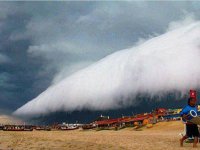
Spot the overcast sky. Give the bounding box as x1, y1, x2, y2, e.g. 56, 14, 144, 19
1, 1, 200, 114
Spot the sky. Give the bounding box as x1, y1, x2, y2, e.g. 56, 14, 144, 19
1, 1, 200, 115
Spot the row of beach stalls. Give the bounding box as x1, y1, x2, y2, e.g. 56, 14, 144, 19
90, 107, 194, 130
92, 108, 168, 129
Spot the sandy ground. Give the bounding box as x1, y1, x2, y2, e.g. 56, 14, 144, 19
0, 121, 197, 150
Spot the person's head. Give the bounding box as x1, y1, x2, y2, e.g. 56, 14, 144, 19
188, 97, 197, 106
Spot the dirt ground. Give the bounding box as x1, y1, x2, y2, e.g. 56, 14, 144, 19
0, 121, 197, 150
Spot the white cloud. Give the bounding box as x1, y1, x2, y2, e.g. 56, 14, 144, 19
167, 13, 196, 31
52, 61, 94, 84
2, 2, 197, 86
21, 2, 195, 86
0, 2, 200, 114
14, 20, 200, 116
28, 41, 88, 57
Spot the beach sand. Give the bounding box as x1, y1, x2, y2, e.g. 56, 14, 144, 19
0, 121, 196, 150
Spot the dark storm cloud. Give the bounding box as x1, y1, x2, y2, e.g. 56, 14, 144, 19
0, 54, 10, 64
0, 1, 200, 113
0, 9, 54, 110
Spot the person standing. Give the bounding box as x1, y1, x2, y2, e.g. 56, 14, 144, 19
180, 97, 199, 148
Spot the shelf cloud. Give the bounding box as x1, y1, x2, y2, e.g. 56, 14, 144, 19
14, 19, 200, 116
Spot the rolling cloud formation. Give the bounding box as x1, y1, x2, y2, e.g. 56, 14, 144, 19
14, 21, 200, 116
